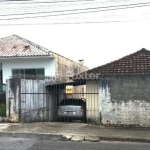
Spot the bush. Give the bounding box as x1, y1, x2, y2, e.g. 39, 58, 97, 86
0, 103, 6, 117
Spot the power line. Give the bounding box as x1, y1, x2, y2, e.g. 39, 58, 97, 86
0, 0, 119, 11
0, 21, 121, 26
0, 17, 149, 26
1, 2, 150, 20
1, 0, 149, 17
0, 0, 137, 6
1, 11, 150, 26
2, 1, 150, 17
0, 0, 92, 4
1, 0, 149, 5
0, 0, 121, 11
1, 0, 147, 12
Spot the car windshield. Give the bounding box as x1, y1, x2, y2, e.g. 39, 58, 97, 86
60, 99, 85, 106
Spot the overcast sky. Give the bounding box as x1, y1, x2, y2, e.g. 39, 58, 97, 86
0, 0, 150, 69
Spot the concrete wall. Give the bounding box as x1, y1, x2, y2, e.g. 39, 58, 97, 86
86, 80, 100, 124
53, 53, 88, 82
0, 57, 55, 83
99, 75, 150, 127
6, 78, 21, 122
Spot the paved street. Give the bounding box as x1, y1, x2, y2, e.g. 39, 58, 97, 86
0, 137, 37, 150
0, 137, 150, 150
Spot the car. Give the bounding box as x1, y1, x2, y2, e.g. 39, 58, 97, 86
58, 98, 86, 122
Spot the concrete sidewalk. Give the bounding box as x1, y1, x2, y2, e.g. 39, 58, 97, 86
0, 122, 150, 143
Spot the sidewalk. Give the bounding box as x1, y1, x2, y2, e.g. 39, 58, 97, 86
0, 122, 150, 142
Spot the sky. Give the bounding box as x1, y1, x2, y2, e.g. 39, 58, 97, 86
0, 0, 150, 69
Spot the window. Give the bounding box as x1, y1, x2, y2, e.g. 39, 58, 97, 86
12, 68, 45, 78
25, 69, 36, 76
60, 99, 86, 106
12, 69, 25, 78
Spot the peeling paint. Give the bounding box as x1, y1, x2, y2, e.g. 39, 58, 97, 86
100, 75, 150, 127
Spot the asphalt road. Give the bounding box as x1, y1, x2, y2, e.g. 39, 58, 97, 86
0, 137, 150, 150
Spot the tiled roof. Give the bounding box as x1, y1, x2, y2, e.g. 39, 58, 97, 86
76, 48, 150, 79
0, 35, 52, 57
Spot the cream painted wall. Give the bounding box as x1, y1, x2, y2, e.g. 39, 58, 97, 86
0, 57, 55, 83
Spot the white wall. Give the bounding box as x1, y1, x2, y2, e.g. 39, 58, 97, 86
0, 57, 55, 83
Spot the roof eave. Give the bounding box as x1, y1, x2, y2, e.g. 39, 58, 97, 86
0, 55, 54, 59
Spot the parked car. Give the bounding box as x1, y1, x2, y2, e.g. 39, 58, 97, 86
58, 98, 86, 122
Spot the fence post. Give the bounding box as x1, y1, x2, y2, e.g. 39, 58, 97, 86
6, 79, 10, 120
6, 78, 21, 122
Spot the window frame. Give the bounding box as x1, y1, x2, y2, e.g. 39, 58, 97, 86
12, 68, 45, 78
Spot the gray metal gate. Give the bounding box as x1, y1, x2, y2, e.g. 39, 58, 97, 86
7, 77, 100, 124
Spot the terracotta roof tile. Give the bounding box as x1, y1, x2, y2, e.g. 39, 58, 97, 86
0, 35, 52, 57
76, 48, 150, 80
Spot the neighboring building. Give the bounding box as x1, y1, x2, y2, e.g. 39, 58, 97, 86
78, 48, 150, 126
0, 35, 88, 83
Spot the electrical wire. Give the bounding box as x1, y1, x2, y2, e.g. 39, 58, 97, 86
0, 17, 150, 26
1, 12, 150, 26
0, 0, 149, 17
1, 0, 149, 5
0, 0, 150, 25
1, 2, 150, 20
0, 0, 122, 12
1, 0, 150, 12
1, 1, 150, 17
0, 0, 93, 4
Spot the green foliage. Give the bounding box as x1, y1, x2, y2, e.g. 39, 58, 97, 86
0, 103, 6, 117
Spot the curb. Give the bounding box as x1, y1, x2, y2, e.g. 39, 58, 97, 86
0, 132, 150, 143
98, 137, 150, 143
0, 132, 63, 140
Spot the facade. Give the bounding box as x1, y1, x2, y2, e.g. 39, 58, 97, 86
0, 35, 88, 83
80, 48, 150, 126
2, 35, 88, 122
99, 74, 150, 127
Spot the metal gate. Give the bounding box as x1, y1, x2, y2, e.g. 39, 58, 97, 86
18, 78, 99, 123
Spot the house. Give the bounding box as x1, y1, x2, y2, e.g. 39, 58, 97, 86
1, 35, 88, 122
0, 34, 88, 83
77, 48, 150, 127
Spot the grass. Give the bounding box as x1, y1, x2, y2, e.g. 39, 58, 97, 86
0, 103, 6, 117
